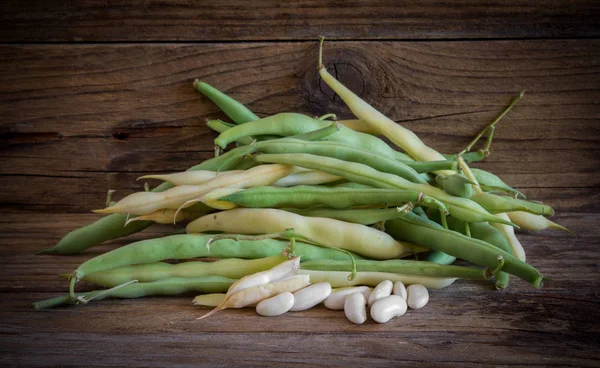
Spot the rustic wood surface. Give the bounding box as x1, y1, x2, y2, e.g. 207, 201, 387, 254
1, 2, 599, 367
2, 0, 599, 41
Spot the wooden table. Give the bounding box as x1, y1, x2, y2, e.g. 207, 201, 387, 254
2, 1, 599, 366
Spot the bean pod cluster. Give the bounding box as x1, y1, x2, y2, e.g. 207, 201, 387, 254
34, 38, 568, 325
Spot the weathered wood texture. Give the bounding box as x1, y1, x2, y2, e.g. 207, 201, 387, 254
1, 0, 599, 42
1, 15, 600, 368
2, 41, 599, 214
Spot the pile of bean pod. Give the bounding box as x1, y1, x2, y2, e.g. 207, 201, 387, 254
34, 38, 569, 324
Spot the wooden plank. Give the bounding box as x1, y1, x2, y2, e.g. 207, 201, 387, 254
1, 0, 599, 42
1, 40, 599, 214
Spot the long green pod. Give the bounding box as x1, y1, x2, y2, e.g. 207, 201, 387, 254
255, 153, 516, 226
385, 214, 543, 287
470, 192, 554, 216
34, 276, 237, 309
81, 255, 287, 287
71, 235, 361, 283
219, 186, 447, 213
214, 112, 402, 159
301, 259, 489, 280
207, 120, 254, 145
470, 168, 525, 198
402, 160, 458, 173
254, 138, 425, 183
443, 215, 511, 290
38, 145, 256, 255
193, 80, 259, 124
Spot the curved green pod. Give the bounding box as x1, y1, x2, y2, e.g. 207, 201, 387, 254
385, 214, 544, 288
470, 193, 554, 216
470, 168, 525, 198
194, 80, 259, 124
254, 138, 426, 184
214, 112, 402, 159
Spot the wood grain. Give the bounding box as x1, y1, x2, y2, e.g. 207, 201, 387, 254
1, 0, 599, 42
1, 40, 598, 213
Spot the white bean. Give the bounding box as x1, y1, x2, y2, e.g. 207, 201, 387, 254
324, 286, 371, 310
367, 280, 393, 307
406, 284, 429, 309
392, 281, 407, 300
290, 282, 332, 311
370, 295, 407, 323
255, 292, 295, 317
344, 292, 367, 325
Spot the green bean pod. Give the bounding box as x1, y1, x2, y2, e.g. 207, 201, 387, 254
207, 120, 254, 145
214, 112, 401, 159
255, 153, 516, 226
385, 214, 544, 287
81, 255, 287, 287
219, 186, 447, 213
254, 138, 425, 183
40, 144, 257, 255
470, 168, 526, 198
470, 193, 554, 216
193, 80, 259, 124
402, 160, 458, 173
300, 259, 490, 280
435, 173, 474, 198
441, 215, 511, 289
34, 276, 236, 309
69, 234, 363, 298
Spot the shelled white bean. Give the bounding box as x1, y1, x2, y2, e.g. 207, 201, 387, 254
392, 281, 407, 300
344, 292, 367, 324
290, 282, 332, 311
406, 284, 429, 309
367, 280, 393, 307
370, 295, 407, 323
255, 292, 295, 317
324, 286, 371, 310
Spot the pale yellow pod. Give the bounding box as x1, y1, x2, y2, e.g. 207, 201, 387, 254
94, 164, 293, 215
186, 208, 420, 259
138, 170, 243, 186
318, 41, 451, 174
126, 208, 204, 225
191, 293, 226, 307
226, 257, 300, 296
197, 187, 244, 210
490, 213, 527, 262
338, 119, 380, 135
273, 170, 343, 187
507, 211, 572, 234
298, 270, 457, 289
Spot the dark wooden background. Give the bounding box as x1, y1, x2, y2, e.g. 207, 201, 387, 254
1, 1, 599, 366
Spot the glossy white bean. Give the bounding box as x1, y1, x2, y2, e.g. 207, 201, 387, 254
324, 286, 371, 310
290, 282, 332, 311
344, 292, 367, 324
406, 284, 429, 309
370, 295, 407, 323
367, 280, 393, 307
392, 281, 407, 300
255, 292, 295, 317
